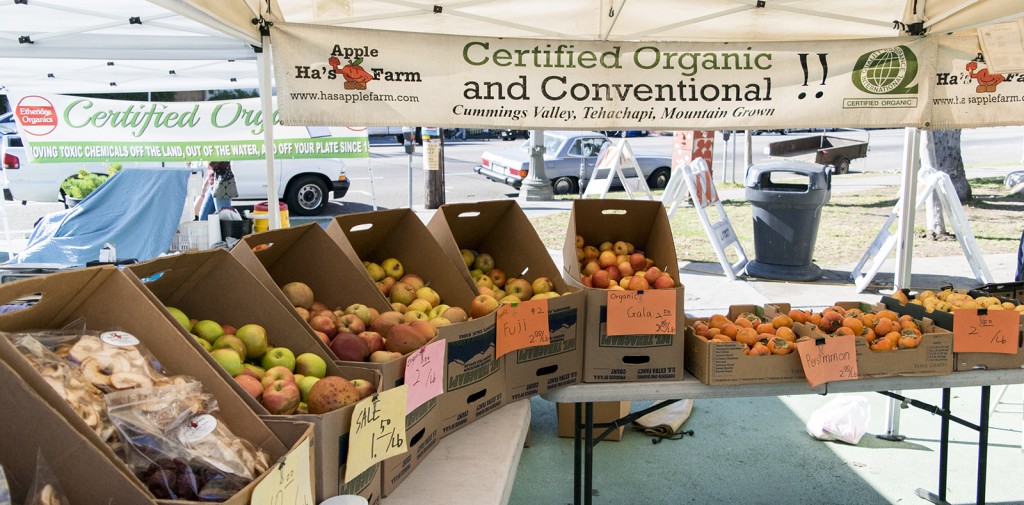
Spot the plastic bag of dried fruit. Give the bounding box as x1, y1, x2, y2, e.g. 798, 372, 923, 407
0, 463, 11, 505
24, 450, 70, 505
6, 334, 119, 447
105, 380, 270, 502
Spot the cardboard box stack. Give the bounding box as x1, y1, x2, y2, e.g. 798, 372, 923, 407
124, 250, 379, 503
426, 200, 585, 400
562, 199, 686, 383
0, 266, 314, 504
326, 209, 505, 440
231, 223, 442, 497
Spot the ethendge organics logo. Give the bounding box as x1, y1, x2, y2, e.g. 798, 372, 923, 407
16, 95, 58, 136
851, 45, 919, 95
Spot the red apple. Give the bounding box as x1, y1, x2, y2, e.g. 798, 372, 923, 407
592, 270, 610, 289
336, 314, 366, 334
617, 261, 635, 279
369, 311, 404, 337
306, 376, 360, 414
604, 265, 621, 282
309, 314, 338, 339
357, 331, 385, 354
627, 275, 650, 291
582, 260, 601, 277
644, 266, 663, 285
262, 380, 300, 415
469, 294, 499, 318
329, 332, 370, 362
654, 272, 676, 289
235, 375, 263, 400
261, 366, 295, 390
313, 330, 330, 347
629, 252, 647, 271
598, 250, 617, 268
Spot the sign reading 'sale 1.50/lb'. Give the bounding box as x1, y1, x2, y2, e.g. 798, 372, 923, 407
9, 94, 369, 163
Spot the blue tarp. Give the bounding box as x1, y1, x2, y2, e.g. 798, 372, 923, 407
9, 168, 190, 265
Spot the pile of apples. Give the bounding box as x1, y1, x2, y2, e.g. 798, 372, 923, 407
691, 311, 797, 356
167, 307, 372, 416
459, 248, 563, 313
281, 280, 440, 364
573, 236, 675, 290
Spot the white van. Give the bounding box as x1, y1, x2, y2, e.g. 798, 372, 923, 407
0, 133, 349, 216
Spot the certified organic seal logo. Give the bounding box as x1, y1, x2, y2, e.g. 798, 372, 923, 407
851, 45, 919, 95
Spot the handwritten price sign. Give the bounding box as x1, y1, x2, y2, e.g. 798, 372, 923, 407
345, 385, 408, 483
251, 436, 314, 505
496, 298, 550, 358
953, 309, 1020, 354
605, 290, 677, 336
796, 334, 858, 388
405, 339, 445, 413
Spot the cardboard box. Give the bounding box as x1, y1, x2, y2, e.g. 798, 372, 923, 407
686, 304, 806, 385
793, 315, 953, 379
556, 401, 631, 442
326, 209, 506, 438
0, 266, 305, 504
124, 250, 381, 503
426, 200, 585, 399
231, 224, 441, 497
562, 199, 686, 382
0, 357, 158, 505
880, 296, 1024, 371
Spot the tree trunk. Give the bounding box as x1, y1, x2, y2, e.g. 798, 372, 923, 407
919, 129, 969, 238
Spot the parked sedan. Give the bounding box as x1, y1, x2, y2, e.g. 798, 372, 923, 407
473, 131, 672, 195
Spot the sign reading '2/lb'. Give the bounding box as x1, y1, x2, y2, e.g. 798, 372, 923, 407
953, 309, 1020, 354
605, 290, 676, 336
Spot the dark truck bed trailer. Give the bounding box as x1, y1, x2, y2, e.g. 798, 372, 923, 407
764, 134, 869, 174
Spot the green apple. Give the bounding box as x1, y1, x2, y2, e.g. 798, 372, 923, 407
364, 262, 386, 282
428, 304, 451, 320
242, 363, 266, 379
297, 375, 321, 402
235, 324, 268, 359
345, 304, 374, 325
192, 335, 212, 352
213, 335, 247, 360
211, 348, 244, 377
294, 352, 328, 379
460, 249, 476, 267
472, 253, 494, 274
193, 320, 225, 344
261, 347, 296, 372
167, 306, 192, 330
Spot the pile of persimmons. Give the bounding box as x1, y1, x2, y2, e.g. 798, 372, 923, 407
692, 305, 924, 355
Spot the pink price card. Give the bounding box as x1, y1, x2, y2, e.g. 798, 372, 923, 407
404, 339, 445, 414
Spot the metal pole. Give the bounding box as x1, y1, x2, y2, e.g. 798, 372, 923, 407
518, 130, 553, 201
407, 152, 413, 209
256, 33, 280, 230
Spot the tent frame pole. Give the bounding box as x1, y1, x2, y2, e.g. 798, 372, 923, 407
256, 32, 281, 230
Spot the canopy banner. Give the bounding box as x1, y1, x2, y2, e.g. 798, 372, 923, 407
927, 35, 1024, 129
272, 23, 939, 130
9, 94, 369, 163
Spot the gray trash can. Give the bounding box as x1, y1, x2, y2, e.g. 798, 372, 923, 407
744, 160, 831, 281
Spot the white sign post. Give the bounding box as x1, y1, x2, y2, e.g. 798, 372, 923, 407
851, 167, 992, 292
581, 139, 653, 200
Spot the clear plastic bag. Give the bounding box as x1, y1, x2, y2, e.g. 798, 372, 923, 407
6, 335, 119, 447
24, 450, 69, 505
805, 396, 871, 445
0, 464, 11, 505
105, 380, 269, 501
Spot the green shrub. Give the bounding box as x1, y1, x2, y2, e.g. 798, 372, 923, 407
60, 169, 110, 199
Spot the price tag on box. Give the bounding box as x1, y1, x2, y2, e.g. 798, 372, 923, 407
605, 290, 676, 336
953, 308, 1019, 354
796, 335, 859, 388
496, 298, 550, 358
345, 386, 408, 483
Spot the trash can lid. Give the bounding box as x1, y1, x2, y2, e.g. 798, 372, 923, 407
745, 160, 831, 191
255, 201, 288, 212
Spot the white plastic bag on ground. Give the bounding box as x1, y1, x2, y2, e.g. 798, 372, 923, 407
806, 396, 871, 445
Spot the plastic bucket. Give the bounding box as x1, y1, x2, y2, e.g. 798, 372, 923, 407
251, 201, 290, 232
219, 219, 253, 240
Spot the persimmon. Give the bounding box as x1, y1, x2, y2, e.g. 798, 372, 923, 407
747, 342, 771, 356
808, 312, 823, 327
711, 336, 733, 343
877, 309, 899, 321
788, 309, 810, 324
767, 337, 793, 355
775, 326, 797, 343
693, 322, 709, 337
860, 313, 878, 329
898, 331, 922, 349
735, 327, 759, 346
833, 326, 855, 337
823, 305, 847, 317
771, 314, 793, 329
870, 337, 897, 351
819, 311, 844, 333
755, 322, 776, 335
738, 312, 762, 327
720, 322, 739, 339
707, 327, 722, 338
709, 314, 729, 329
734, 316, 754, 329
842, 317, 864, 336
873, 318, 894, 337
863, 328, 877, 343
900, 319, 919, 332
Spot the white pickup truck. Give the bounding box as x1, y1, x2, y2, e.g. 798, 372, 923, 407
0, 132, 350, 215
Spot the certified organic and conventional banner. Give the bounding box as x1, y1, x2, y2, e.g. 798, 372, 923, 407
10, 94, 369, 163
273, 24, 939, 130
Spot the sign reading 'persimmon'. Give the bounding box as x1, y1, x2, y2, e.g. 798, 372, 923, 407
953, 309, 1020, 354
605, 290, 676, 336
796, 334, 858, 388
496, 298, 550, 358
